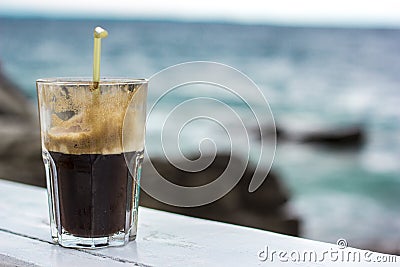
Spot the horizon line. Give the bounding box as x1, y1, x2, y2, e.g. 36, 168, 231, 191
1, 12, 400, 30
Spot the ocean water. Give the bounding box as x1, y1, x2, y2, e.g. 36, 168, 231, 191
1, 18, 399, 250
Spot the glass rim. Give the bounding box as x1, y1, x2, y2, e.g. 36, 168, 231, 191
36, 77, 148, 85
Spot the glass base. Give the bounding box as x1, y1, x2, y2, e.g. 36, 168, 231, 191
129, 234, 137, 241
43, 149, 142, 249
57, 229, 129, 249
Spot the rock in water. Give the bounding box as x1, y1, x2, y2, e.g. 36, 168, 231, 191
300, 125, 365, 148
0, 63, 45, 186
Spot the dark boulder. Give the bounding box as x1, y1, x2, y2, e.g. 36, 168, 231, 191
256, 122, 366, 149
140, 153, 300, 236
299, 125, 366, 148
0, 64, 45, 187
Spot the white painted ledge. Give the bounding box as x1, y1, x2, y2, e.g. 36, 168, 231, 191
0, 179, 398, 266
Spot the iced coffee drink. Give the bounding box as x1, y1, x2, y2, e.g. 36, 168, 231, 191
36, 78, 147, 248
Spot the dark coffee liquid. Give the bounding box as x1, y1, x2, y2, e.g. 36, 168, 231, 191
50, 151, 133, 238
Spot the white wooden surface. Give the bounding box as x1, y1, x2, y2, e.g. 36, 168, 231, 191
0, 179, 398, 266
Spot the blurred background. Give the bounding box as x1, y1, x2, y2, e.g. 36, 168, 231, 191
0, 0, 399, 254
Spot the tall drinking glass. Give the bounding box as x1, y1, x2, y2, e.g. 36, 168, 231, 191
36, 78, 147, 248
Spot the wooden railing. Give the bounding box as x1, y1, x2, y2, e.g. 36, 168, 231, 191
0, 179, 398, 266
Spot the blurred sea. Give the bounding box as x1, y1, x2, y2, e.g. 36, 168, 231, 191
1, 18, 399, 249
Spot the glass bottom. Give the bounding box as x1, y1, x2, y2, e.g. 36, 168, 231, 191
56, 228, 130, 249
43, 149, 143, 249
129, 234, 137, 241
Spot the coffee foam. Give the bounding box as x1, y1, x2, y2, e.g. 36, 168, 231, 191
44, 83, 146, 155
